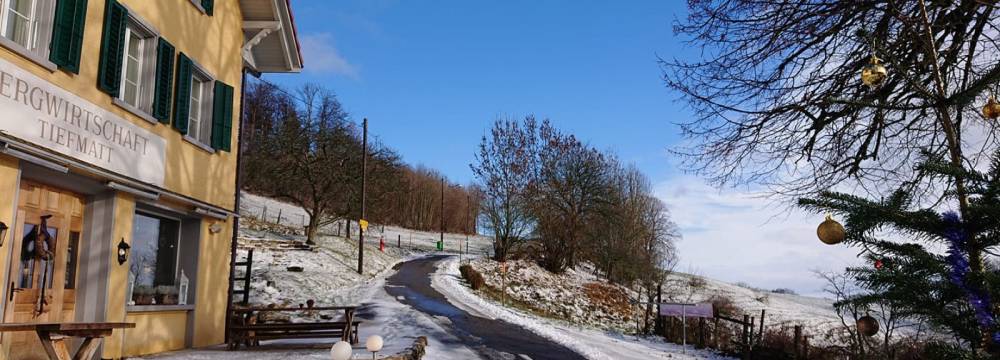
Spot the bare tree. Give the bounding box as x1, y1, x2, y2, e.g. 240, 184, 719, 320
471, 116, 540, 261
532, 121, 607, 273
664, 1, 1000, 343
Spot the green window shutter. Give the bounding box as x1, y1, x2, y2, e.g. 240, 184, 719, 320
172, 53, 193, 135
211, 82, 234, 151
96, 0, 127, 95
201, 0, 214, 15
152, 38, 176, 123
49, 0, 89, 73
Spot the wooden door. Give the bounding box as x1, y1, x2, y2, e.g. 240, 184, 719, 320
3, 181, 84, 360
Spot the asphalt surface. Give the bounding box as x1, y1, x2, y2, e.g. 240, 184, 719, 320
386, 255, 587, 360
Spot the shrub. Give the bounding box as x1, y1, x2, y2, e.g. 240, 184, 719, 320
459, 264, 486, 290
459, 264, 473, 279
468, 270, 485, 290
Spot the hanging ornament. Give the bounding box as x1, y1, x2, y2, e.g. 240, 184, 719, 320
857, 315, 880, 337
982, 96, 1000, 120
874, 259, 884, 270
817, 214, 846, 245
861, 55, 887, 89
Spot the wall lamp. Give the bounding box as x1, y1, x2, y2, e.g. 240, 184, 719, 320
117, 238, 130, 265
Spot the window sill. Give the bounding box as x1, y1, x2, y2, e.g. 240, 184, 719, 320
127, 304, 195, 313
183, 135, 216, 154
0, 37, 57, 72
112, 98, 159, 124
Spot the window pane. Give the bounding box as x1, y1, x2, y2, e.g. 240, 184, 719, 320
130, 213, 180, 302
4, 0, 34, 49
65, 231, 80, 289
17, 223, 57, 289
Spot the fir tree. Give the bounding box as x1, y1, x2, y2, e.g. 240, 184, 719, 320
799, 150, 1000, 355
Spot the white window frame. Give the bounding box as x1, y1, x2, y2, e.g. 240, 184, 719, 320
0, 0, 56, 71
112, 12, 159, 123
184, 60, 215, 152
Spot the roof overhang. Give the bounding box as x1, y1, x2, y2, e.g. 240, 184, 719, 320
240, 0, 303, 73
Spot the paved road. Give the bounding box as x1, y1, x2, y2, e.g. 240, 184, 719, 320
386, 255, 586, 360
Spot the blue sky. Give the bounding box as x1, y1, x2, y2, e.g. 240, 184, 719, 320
266, 0, 861, 296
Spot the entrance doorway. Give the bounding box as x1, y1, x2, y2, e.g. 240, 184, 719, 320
3, 181, 84, 360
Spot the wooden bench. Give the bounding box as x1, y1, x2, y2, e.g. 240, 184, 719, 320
0, 322, 135, 360
228, 306, 360, 350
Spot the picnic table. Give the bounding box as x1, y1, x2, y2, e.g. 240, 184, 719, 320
0, 322, 135, 360
229, 306, 360, 349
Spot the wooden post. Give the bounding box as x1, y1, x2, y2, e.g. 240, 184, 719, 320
713, 318, 720, 349
398, 234, 401, 248
742, 314, 750, 360
277, 208, 282, 224
698, 317, 706, 349
803, 335, 810, 359
794, 325, 802, 359
749, 316, 755, 350
758, 309, 765, 346
668, 317, 674, 342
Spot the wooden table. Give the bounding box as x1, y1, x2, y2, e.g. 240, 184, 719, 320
0, 322, 135, 360
231, 306, 358, 345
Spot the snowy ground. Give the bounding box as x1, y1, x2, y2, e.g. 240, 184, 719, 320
659, 272, 843, 340
434, 257, 734, 360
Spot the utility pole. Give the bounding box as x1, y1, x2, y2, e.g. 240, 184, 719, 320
465, 192, 470, 259
441, 176, 444, 250
357, 118, 367, 275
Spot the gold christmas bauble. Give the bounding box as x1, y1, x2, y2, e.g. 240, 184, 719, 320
817, 214, 845, 245
983, 96, 1000, 120
861, 56, 887, 88
857, 315, 879, 337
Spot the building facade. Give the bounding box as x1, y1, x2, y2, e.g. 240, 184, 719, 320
0, 0, 301, 358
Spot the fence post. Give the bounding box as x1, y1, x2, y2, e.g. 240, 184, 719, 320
261, 206, 267, 221
398, 234, 401, 248
749, 316, 755, 350
713, 317, 720, 349
758, 309, 765, 346
803, 335, 810, 359
742, 314, 750, 360
698, 317, 705, 349
277, 208, 283, 224
794, 325, 802, 359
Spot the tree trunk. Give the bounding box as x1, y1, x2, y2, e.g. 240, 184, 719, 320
305, 213, 319, 245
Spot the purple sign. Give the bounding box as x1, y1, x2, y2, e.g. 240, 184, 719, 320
658, 303, 714, 318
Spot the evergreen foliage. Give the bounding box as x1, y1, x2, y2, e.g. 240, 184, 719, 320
799, 151, 1000, 352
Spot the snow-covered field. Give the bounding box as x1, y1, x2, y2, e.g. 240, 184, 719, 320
660, 272, 843, 340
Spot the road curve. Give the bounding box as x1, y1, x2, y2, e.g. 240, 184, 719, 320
386, 255, 586, 360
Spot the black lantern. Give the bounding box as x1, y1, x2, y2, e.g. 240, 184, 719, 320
117, 238, 130, 265
0, 221, 7, 247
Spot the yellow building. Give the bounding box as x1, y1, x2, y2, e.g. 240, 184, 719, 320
0, 0, 302, 358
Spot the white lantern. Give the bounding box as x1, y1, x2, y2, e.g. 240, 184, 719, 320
366, 335, 384, 353
330, 341, 353, 360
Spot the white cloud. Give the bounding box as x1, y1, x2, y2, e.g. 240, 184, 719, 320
655, 175, 863, 297
299, 33, 359, 79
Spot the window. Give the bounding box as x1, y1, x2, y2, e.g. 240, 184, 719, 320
117, 21, 156, 114
0, 0, 54, 61
128, 212, 181, 306
187, 72, 213, 146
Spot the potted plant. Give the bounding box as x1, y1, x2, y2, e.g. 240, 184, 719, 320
133, 286, 155, 305
156, 285, 179, 305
